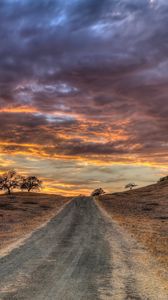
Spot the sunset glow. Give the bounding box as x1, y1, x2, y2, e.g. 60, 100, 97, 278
0, 0, 168, 195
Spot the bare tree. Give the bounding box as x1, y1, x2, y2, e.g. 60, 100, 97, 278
125, 183, 137, 190
91, 188, 105, 197
20, 176, 42, 192
0, 170, 21, 195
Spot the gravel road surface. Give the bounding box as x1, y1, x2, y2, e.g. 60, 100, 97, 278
0, 196, 167, 299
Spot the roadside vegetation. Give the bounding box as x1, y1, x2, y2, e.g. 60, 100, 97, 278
96, 179, 168, 274
91, 188, 105, 197
0, 192, 70, 256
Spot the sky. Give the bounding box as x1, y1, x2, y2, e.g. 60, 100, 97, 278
0, 0, 168, 195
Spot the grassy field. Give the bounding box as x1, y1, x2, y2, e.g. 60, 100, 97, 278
0, 184, 167, 278
97, 181, 168, 273
0, 192, 70, 256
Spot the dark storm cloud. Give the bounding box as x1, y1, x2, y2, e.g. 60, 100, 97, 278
0, 0, 167, 164
1, 0, 167, 84
0, 112, 77, 146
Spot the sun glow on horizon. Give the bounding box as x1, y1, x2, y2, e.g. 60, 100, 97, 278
0, 0, 167, 195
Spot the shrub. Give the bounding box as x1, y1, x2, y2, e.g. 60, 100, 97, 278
91, 188, 105, 197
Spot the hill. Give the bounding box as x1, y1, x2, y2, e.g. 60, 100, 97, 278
97, 181, 168, 271
0, 192, 70, 256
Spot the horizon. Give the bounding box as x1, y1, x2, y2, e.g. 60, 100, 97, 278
0, 178, 162, 197
0, 0, 168, 195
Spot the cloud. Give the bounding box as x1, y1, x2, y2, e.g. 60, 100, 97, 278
0, 0, 167, 193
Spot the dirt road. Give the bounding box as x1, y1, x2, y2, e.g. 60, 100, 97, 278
0, 197, 167, 299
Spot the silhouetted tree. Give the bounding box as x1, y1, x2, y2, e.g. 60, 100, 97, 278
158, 175, 168, 183
125, 183, 137, 190
20, 176, 42, 192
0, 170, 21, 195
91, 188, 105, 197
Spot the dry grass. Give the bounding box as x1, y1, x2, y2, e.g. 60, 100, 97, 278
97, 181, 168, 272
0, 192, 70, 255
